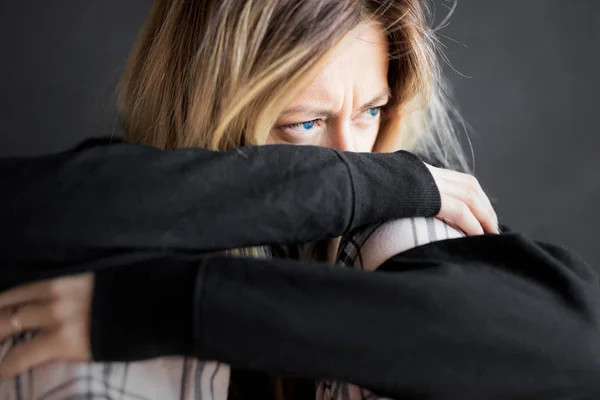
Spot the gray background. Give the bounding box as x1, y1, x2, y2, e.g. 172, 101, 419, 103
0, 1, 598, 266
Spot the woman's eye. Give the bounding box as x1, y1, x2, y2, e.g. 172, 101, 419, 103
366, 107, 380, 117
282, 119, 320, 132
299, 120, 316, 130
273, 118, 325, 143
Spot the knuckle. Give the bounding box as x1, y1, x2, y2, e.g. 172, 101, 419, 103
464, 186, 478, 206
73, 276, 93, 300
46, 280, 65, 298
457, 203, 471, 219
472, 200, 488, 218
483, 208, 495, 221
465, 173, 478, 184
48, 302, 66, 320
465, 174, 480, 189
58, 324, 77, 340
57, 326, 83, 354
54, 327, 70, 345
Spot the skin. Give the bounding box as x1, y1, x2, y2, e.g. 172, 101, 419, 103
0, 22, 498, 377
268, 22, 389, 152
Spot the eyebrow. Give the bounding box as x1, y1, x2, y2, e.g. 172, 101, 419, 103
280, 88, 392, 119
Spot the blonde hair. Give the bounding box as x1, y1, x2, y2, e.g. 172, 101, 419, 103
118, 0, 468, 170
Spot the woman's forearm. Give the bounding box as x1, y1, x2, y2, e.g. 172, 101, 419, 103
0, 138, 439, 269
91, 233, 600, 399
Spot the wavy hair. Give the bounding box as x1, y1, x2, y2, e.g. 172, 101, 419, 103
118, 0, 467, 170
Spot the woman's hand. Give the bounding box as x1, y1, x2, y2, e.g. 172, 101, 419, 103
0, 274, 93, 378
425, 164, 499, 235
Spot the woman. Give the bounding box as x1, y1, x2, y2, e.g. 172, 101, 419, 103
0, 0, 599, 399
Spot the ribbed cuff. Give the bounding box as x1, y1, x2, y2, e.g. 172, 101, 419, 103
340, 150, 441, 228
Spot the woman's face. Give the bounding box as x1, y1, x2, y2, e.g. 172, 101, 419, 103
268, 22, 390, 153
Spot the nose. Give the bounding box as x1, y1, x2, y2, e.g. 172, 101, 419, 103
326, 121, 356, 152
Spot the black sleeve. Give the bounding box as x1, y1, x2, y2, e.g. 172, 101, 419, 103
0, 138, 439, 270
91, 233, 600, 399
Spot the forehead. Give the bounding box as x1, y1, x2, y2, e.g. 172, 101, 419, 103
292, 22, 390, 108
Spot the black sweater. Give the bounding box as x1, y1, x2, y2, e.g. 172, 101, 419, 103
1, 139, 599, 399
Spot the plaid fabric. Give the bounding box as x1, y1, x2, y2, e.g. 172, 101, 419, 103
0, 335, 229, 400
336, 223, 385, 269
0, 217, 462, 400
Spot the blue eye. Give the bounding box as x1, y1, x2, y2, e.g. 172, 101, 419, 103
283, 119, 318, 132
301, 120, 315, 130
367, 107, 380, 117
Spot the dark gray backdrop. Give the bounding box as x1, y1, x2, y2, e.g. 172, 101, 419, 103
1, 1, 598, 266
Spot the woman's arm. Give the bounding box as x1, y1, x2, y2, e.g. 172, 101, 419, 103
0, 138, 440, 268
85, 233, 600, 399
0, 136, 500, 273
0, 225, 596, 398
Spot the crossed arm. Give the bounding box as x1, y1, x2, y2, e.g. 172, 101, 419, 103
0, 140, 596, 398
